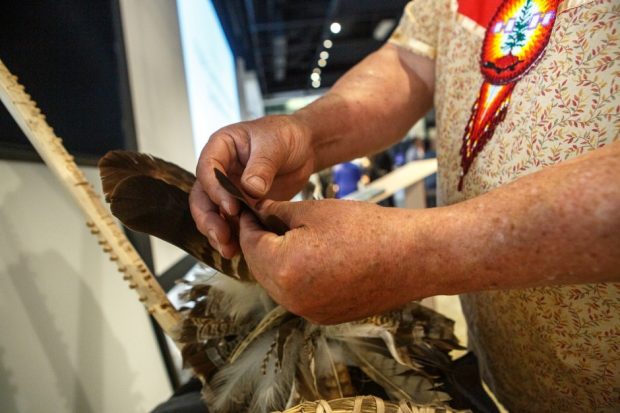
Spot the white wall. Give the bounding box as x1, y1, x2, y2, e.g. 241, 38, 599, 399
237, 59, 265, 121
119, 0, 267, 274
119, 0, 197, 275
0, 161, 171, 413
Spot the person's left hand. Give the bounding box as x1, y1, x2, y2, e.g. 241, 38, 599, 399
239, 199, 428, 324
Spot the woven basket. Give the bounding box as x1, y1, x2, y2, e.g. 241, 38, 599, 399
275, 396, 470, 413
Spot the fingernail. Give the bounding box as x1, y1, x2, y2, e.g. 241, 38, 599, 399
247, 176, 266, 193
207, 230, 222, 255
221, 200, 232, 216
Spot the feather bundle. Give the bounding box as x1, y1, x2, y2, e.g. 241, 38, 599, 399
99, 150, 473, 413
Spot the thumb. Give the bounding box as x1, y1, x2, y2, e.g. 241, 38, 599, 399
239, 209, 279, 252
257, 199, 305, 229
239, 210, 282, 293
241, 138, 287, 197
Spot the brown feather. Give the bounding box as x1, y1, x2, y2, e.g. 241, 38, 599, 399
295, 336, 321, 401
107, 175, 225, 269
276, 318, 304, 367
99, 150, 195, 199
181, 342, 218, 380
99, 151, 253, 281
178, 317, 242, 343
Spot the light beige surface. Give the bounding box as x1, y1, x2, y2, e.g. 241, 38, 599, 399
0, 162, 171, 413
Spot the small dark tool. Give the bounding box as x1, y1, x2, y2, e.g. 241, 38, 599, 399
214, 168, 289, 236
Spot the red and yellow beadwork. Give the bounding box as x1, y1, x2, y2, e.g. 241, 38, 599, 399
459, 0, 560, 190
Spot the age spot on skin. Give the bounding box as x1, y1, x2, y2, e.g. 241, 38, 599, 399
494, 231, 506, 243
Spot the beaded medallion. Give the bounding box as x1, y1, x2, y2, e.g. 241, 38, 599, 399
458, 0, 560, 190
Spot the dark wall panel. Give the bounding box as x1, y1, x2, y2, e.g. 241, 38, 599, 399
0, 0, 134, 164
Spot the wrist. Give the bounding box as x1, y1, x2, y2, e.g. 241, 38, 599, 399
395, 206, 472, 299
290, 107, 323, 172
291, 95, 344, 172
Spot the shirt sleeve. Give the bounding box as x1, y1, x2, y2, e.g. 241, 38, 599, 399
388, 0, 452, 60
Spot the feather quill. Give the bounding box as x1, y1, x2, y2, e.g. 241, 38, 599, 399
327, 323, 421, 371
229, 306, 292, 363
295, 336, 321, 401
314, 335, 347, 399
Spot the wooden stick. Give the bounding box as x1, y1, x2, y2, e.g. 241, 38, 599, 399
0, 58, 181, 336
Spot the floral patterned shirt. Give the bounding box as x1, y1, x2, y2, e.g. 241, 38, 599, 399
390, 0, 620, 411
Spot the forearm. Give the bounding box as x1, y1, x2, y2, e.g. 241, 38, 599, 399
408, 141, 620, 298
293, 44, 434, 172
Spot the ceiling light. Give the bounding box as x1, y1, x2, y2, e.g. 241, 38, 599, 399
323, 39, 333, 49
310, 73, 320, 81
312, 80, 321, 88
318, 59, 327, 67
320, 51, 329, 60
312, 68, 322, 75
373, 19, 396, 41
330, 22, 341, 34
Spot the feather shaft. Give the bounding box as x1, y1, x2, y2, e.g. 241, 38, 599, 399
229, 306, 290, 363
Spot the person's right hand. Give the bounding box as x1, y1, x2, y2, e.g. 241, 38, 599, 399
189, 114, 316, 259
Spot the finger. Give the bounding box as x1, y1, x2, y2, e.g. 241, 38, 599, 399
190, 182, 239, 257
241, 136, 288, 198
195, 132, 244, 216
219, 216, 241, 259
239, 210, 282, 293
265, 168, 314, 201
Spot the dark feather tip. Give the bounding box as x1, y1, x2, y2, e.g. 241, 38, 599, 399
214, 168, 289, 235
214, 168, 247, 201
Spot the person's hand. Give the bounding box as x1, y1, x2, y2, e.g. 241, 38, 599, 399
190, 115, 316, 258
239, 199, 427, 324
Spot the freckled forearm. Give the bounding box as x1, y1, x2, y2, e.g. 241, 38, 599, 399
403, 141, 620, 298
